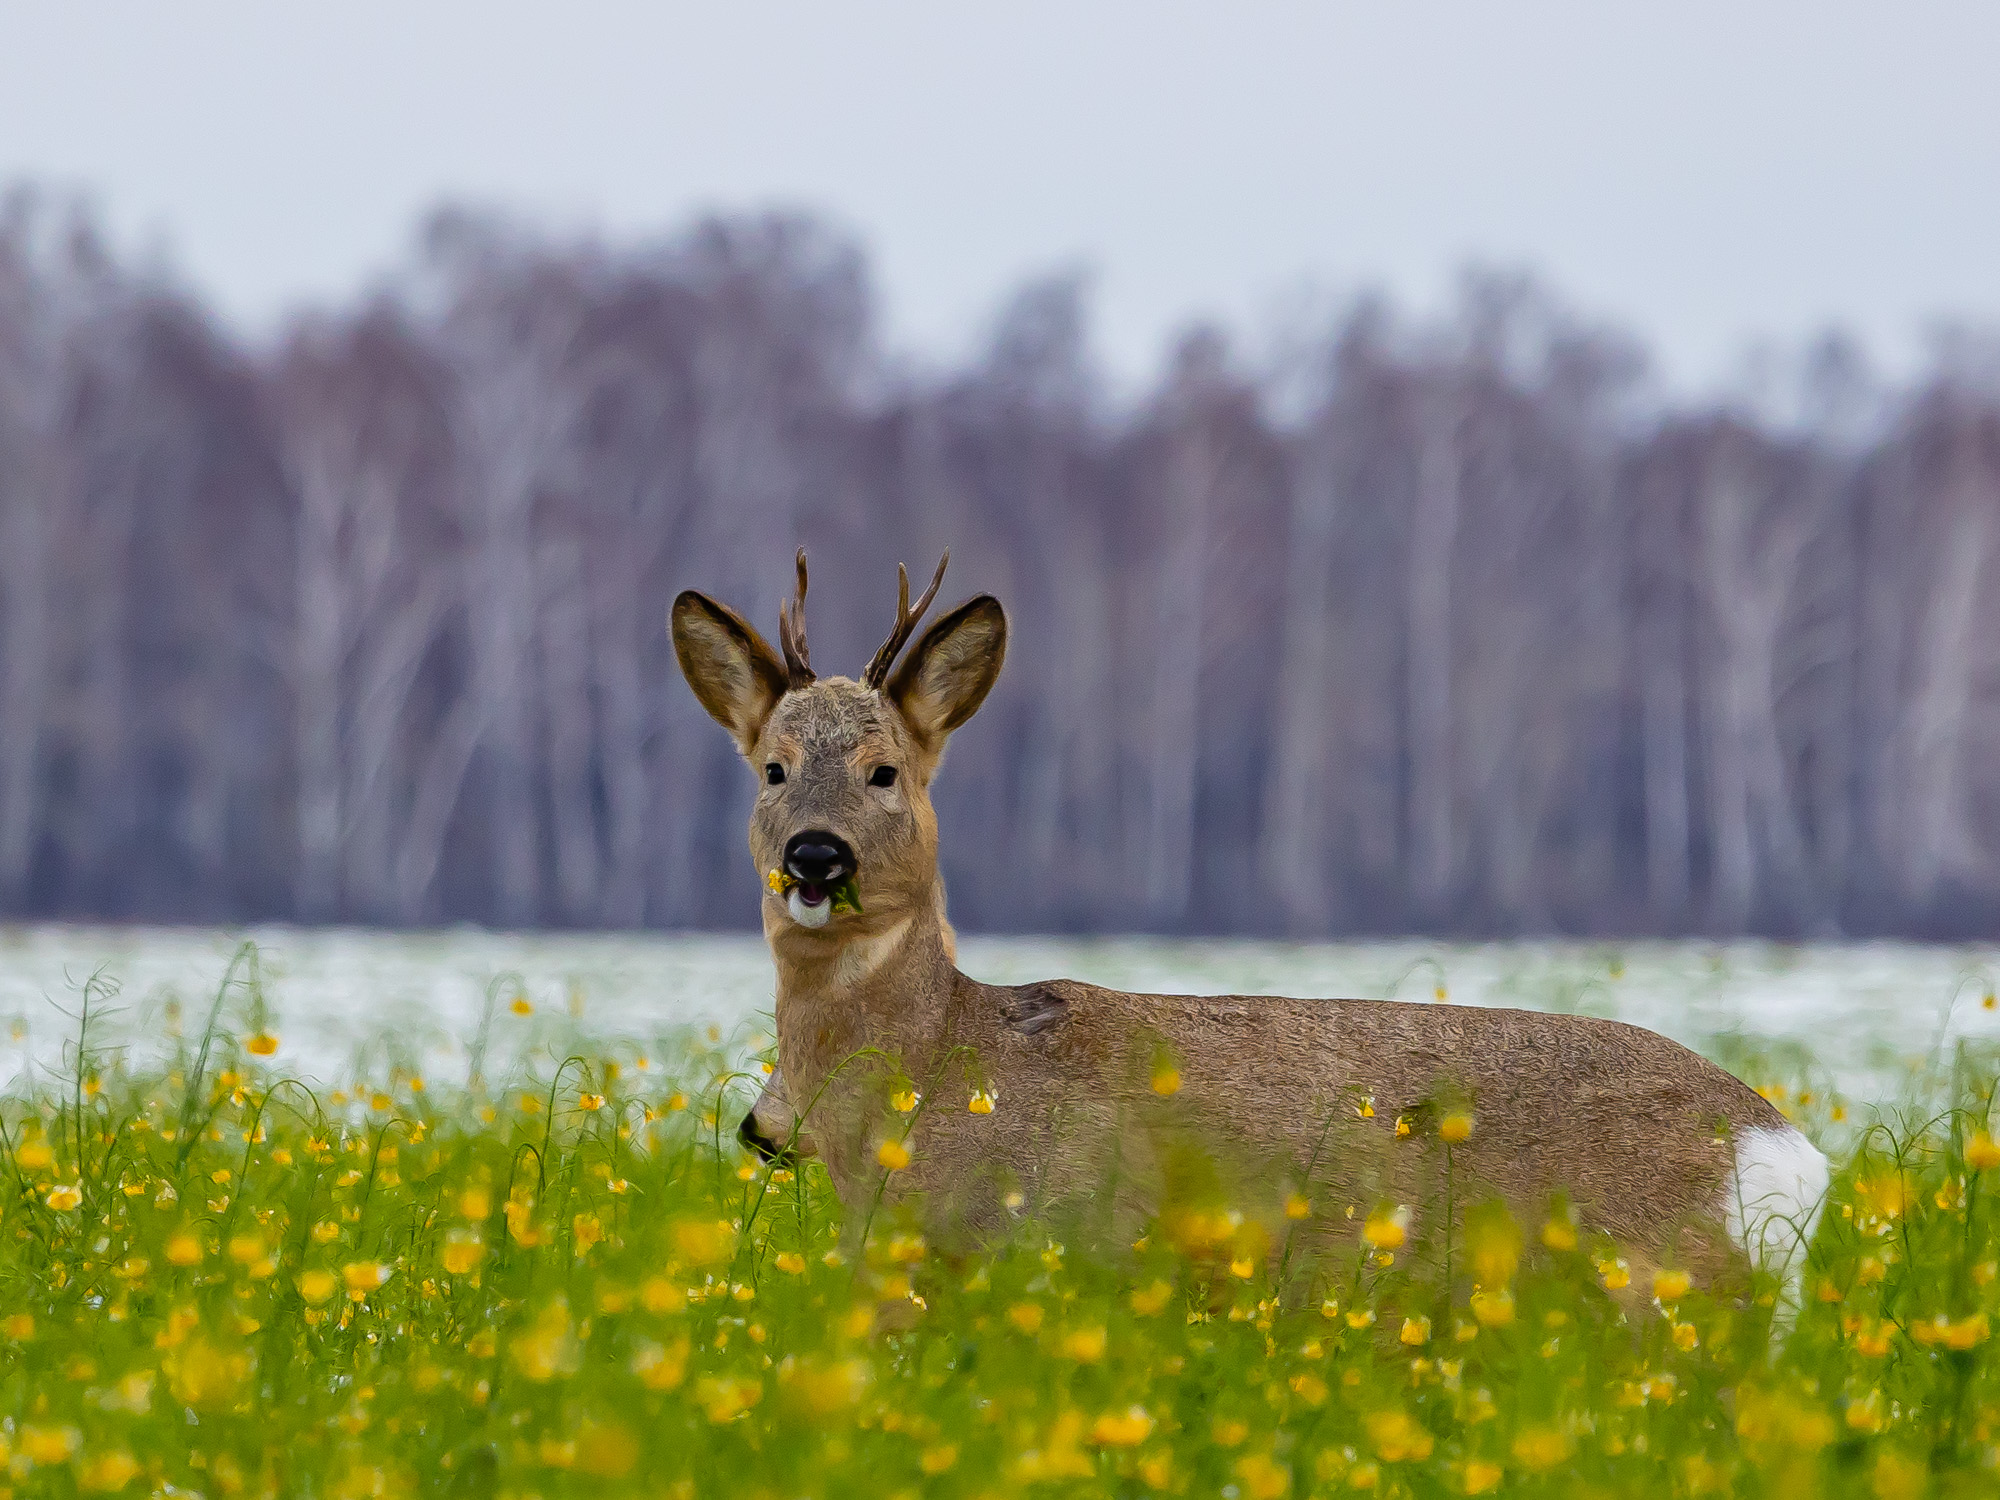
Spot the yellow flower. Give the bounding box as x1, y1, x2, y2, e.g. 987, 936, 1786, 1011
1090, 1405, 1154, 1446
1438, 1112, 1473, 1144
1654, 1268, 1692, 1302
578, 1093, 605, 1112
166, 1232, 204, 1267
16, 1139, 53, 1171
672, 1219, 734, 1266
1131, 1280, 1173, 1316
1462, 1459, 1504, 1494
1151, 1067, 1181, 1097
1007, 1302, 1045, 1333
441, 1230, 484, 1276
246, 1032, 280, 1057
1913, 1312, 1989, 1350
19, 1424, 81, 1464
876, 1138, 911, 1170
3, 1312, 32, 1339
1060, 1325, 1107, 1362
920, 1444, 959, 1475
1362, 1206, 1409, 1251
1511, 1426, 1573, 1471
1235, 1452, 1290, 1499
1356, 1095, 1376, 1119
1541, 1215, 1577, 1251
1853, 1322, 1893, 1357
45, 1182, 82, 1211
890, 1087, 919, 1113
968, 1089, 997, 1114
341, 1261, 389, 1301
79, 1449, 142, 1492
1284, 1192, 1311, 1220
631, 1337, 690, 1391
1395, 1115, 1413, 1139
1968, 1132, 2000, 1170
459, 1186, 491, 1219
1672, 1320, 1699, 1351
1597, 1257, 1631, 1291
1400, 1315, 1431, 1346
774, 1251, 807, 1275
1365, 1409, 1434, 1462
511, 995, 533, 1016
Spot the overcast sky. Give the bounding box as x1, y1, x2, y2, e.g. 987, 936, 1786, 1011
3, 2, 1995, 391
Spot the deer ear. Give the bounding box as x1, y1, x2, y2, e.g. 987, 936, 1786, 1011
887, 595, 1007, 757
671, 591, 789, 755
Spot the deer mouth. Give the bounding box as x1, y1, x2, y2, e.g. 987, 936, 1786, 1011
772, 832, 861, 928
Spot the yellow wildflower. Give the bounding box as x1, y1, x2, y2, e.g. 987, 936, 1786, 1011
1090, 1405, 1154, 1446
78, 1450, 143, 1491
246, 1032, 280, 1057
341, 1261, 390, 1301
876, 1138, 911, 1170
441, 1230, 484, 1276
1365, 1409, 1433, 1462
1362, 1206, 1409, 1251
1511, 1426, 1573, 1471
1007, 1302, 1045, 1333
1438, 1112, 1473, 1144
1400, 1315, 1431, 1346
1060, 1325, 1107, 1362
19, 1424, 81, 1464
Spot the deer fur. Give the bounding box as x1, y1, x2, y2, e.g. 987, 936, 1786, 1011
672, 554, 1828, 1293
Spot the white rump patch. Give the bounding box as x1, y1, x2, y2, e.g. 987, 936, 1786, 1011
786, 889, 833, 928
1726, 1125, 1829, 1305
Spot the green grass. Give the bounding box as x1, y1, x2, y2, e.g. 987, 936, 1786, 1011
2, 949, 1998, 1497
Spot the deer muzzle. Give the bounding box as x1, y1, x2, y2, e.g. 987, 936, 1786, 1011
781, 830, 856, 928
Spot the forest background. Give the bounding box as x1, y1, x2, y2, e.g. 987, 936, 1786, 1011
2, 189, 1996, 941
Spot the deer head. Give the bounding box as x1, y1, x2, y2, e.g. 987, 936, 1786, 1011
671, 550, 1007, 939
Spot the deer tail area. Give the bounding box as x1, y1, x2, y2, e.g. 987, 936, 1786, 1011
1725, 1124, 1832, 1325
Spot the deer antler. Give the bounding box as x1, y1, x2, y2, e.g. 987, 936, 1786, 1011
776, 548, 815, 690
862, 551, 950, 689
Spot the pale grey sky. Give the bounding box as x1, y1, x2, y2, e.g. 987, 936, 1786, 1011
2, 2, 1995, 390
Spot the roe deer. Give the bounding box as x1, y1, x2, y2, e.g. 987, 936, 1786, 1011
671, 551, 1827, 1297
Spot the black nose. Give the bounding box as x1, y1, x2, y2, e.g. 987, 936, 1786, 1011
784, 830, 854, 885
739, 1110, 794, 1166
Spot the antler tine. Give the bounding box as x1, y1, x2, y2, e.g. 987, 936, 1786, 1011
862, 550, 949, 689
777, 548, 815, 690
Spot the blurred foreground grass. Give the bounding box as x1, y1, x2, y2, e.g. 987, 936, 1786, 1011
3, 949, 2000, 1497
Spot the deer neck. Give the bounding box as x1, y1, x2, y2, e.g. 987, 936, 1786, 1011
767, 884, 960, 1089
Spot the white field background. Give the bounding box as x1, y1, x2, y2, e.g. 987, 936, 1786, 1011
1, 927, 1997, 1121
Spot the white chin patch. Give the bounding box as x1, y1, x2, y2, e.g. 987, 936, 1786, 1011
787, 890, 833, 928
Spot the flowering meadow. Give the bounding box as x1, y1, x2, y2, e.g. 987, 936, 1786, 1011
4, 953, 2000, 1497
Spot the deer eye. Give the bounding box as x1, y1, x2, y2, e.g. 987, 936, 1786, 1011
764, 763, 786, 786
868, 765, 898, 789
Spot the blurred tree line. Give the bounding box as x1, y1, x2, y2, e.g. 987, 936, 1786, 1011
2, 189, 1998, 938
